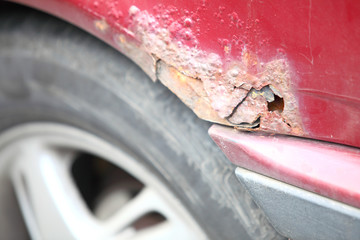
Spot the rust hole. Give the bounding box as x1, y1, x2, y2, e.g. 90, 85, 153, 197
267, 95, 284, 113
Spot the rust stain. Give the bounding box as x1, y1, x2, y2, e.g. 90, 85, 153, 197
157, 60, 229, 125
94, 19, 109, 32
112, 6, 304, 136
118, 34, 126, 44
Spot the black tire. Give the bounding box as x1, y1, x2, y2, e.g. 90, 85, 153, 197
0, 3, 284, 240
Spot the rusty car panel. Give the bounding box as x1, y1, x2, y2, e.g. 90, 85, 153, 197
11, 0, 360, 147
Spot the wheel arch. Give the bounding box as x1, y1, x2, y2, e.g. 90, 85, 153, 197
7, 0, 305, 137
6, 0, 360, 149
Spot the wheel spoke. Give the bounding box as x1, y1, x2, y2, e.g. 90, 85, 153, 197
103, 187, 159, 234
104, 186, 199, 240
11, 141, 105, 240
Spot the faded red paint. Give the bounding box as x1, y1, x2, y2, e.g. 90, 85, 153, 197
209, 124, 360, 209
10, 0, 360, 148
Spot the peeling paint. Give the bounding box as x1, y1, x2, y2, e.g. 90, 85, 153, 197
112, 6, 304, 135
156, 60, 229, 125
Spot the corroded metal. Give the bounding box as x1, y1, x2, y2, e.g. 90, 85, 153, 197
109, 6, 304, 135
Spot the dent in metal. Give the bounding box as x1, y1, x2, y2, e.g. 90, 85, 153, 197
98, 6, 304, 135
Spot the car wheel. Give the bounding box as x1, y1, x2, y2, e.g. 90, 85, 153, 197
0, 4, 284, 240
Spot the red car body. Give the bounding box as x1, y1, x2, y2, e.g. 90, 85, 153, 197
7, 0, 360, 238
11, 0, 360, 147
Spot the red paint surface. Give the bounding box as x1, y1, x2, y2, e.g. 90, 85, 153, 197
10, 0, 360, 148
209, 124, 360, 208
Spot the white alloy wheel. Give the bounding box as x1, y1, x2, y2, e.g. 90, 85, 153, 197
0, 123, 206, 240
